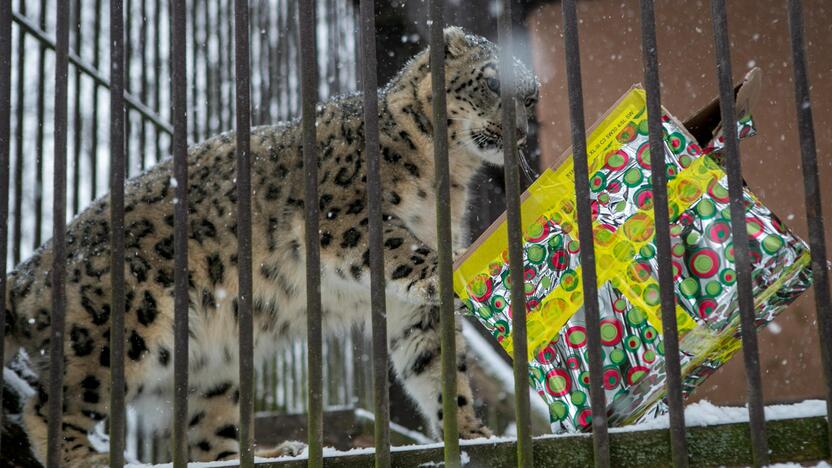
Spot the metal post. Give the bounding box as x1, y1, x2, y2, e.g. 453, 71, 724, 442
560, 1, 610, 466
709, 1, 768, 465
109, 0, 128, 465
427, 3, 461, 467
234, 0, 254, 464
786, 0, 832, 456
170, 0, 190, 465
0, 0, 13, 454
496, 1, 533, 466
358, 0, 391, 464
639, 0, 688, 466
46, 0, 71, 464
298, 0, 324, 465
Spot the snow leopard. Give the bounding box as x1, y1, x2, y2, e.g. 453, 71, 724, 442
2, 26, 539, 465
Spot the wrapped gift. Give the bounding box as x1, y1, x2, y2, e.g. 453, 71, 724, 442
453, 82, 813, 433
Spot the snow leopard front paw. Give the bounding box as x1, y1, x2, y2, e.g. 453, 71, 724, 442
255, 440, 307, 458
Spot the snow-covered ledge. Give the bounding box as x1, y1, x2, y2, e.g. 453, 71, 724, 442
127, 400, 828, 467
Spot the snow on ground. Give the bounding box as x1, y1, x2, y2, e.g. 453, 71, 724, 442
125, 399, 828, 466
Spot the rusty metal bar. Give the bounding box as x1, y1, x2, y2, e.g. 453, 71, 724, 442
497, 1, 533, 466
357, 0, 391, 464
171, 0, 190, 465
109, 0, 128, 464
427, 3, 461, 467
787, 0, 832, 455
560, 1, 610, 466
298, 0, 324, 465
234, 0, 254, 464
709, 1, 768, 465
46, 0, 71, 464
639, 0, 688, 466
0, 0, 12, 454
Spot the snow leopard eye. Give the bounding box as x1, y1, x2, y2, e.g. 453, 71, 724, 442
486, 77, 500, 95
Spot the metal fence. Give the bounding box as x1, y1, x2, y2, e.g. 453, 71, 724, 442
0, 0, 829, 467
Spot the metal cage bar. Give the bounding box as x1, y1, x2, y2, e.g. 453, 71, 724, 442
639, 0, 688, 466
171, 0, 190, 464
496, 1, 533, 466
709, 1, 768, 465
46, 0, 71, 464
11, 0, 22, 267
787, 0, 832, 455
234, 0, 255, 464
560, 1, 611, 466
427, 3, 462, 467
357, 0, 392, 465
109, 0, 128, 464
298, 0, 324, 465
0, 0, 12, 454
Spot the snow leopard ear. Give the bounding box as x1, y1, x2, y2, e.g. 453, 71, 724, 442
443, 26, 471, 58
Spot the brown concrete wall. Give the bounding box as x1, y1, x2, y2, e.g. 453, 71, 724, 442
526, 0, 832, 405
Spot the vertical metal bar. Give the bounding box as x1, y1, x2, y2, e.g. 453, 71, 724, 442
71, 0, 82, 215
211, 0, 222, 131
190, 0, 199, 141
427, 4, 461, 467
357, 0, 391, 464
125, 0, 132, 174
90, 0, 102, 201
496, 2, 533, 466
639, 1, 688, 466
787, 0, 832, 455
298, 0, 323, 464
170, 0, 190, 465
560, 1, 610, 466
139, 0, 148, 170
234, 0, 254, 464
225, 0, 234, 127
109, 0, 127, 464
46, 0, 71, 465
34, 0, 46, 250
204, 0, 212, 134
153, 0, 161, 162
257, 0, 270, 123
709, 1, 768, 465
0, 0, 12, 454
12, 0, 24, 266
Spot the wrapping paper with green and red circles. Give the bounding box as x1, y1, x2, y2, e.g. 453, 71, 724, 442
456, 91, 812, 433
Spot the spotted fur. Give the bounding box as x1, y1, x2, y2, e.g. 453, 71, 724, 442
2, 27, 538, 465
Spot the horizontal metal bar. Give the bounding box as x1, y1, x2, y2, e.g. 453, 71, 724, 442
11, 10, 173, 136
